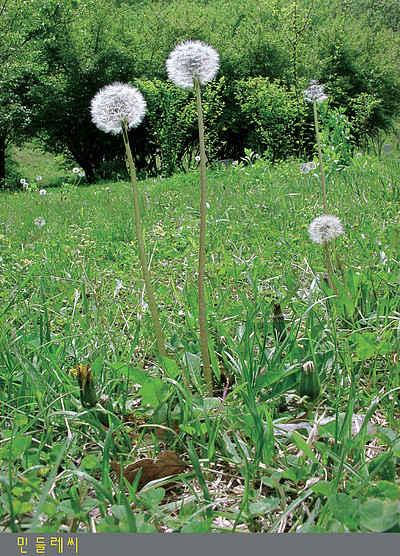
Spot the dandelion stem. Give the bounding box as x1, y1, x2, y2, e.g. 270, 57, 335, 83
323, 241, 338, 293
121, 122, 167, 357
313, 101, 337, 291
194, 78, 213, 396
313, 99, 328, 214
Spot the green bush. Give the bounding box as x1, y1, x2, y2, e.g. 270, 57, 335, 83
234, 78, 307, 161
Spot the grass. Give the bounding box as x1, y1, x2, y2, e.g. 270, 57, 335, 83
1, 149, 400, 533
9, 142, 77, 189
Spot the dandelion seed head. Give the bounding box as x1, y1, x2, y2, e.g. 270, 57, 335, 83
309, 214, 344, 245
34, 217, 46, 228
90, 82, 147, 135
36, 175, 42, 181
300, 161, 317, 174
39, 189, 47, 195
166, 40, 219, 89
78, 171, 85, 178
304, 80, 328, 103
72, 167, 80, 174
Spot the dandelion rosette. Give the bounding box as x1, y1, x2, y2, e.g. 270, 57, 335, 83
166, 40, 219, 89
90, 82, 147, 135
304, 80, 328, 103
309, 215, 344, 245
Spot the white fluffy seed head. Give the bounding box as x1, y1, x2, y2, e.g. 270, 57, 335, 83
300, 161, 317, 174
34, 217, 46, 228
90, 82, 147, 135
309, 214, 344, 245
166, 40, 219, 89
304, 80, 328, 103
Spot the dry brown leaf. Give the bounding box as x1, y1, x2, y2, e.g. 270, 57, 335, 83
110, 450, 189, 490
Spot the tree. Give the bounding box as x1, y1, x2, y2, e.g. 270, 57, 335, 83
0, 0, 62, 186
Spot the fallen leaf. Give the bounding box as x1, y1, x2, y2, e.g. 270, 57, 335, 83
110, 450, 189, 490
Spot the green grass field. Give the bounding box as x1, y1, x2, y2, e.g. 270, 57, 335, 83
1, 150, 400, 533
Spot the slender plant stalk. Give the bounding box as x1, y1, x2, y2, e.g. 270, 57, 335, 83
121, 123, 167, 357
313, 100, 338, 292
313, 99, 328, 215
323, 241, 334, 274
194, 78, 213, 396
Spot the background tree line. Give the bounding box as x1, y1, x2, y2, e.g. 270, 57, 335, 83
1, 0, 400, 185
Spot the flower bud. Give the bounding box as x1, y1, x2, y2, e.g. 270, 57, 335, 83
299, 361, 321, 402
272, 302, 286, 343
69, 362, 97, 408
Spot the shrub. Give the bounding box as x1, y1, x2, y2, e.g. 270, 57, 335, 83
234, 78, 307, 161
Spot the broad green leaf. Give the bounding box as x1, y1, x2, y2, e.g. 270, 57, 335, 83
13, 414, 28, 428
0, 437, 32, 461
139, 488, 165, 511
328, 493, 361, 531
111, 505, 126, 520
311, 481, 332, 497
131, 514, 157, 533
282, 466, 307, 484
11, 500, 32, 515
360, 499, 400, 532
80, 455, 100, 470
325, 518, 347, 533
56, 500, 76, 517
392, 438, 400, 458
181, 518, 213, 533
335, 291, 354, 318
248, 497, 280, 515
139, 378, 169, 407
109, 362, 148, 385
354, 332, 377, 360
255, 370, 284, 391
159, 356, 180, 379
91, 356, 103, 376
367, 481, 400, 501
82, 499, 99, 512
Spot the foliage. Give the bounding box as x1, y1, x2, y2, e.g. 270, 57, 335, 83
234, 78, 306, 161
2, 0, 400, 184
0, 149, 400, 531
318, 104, 355, 169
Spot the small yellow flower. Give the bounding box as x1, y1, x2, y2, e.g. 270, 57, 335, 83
69, 362, 97, 407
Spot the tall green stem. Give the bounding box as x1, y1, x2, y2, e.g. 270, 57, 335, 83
121, 123, 167, 357
313, 99, 328, 215
313, 101, 338, 293
323, 241, 337, 292
194, 79, 213, 396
